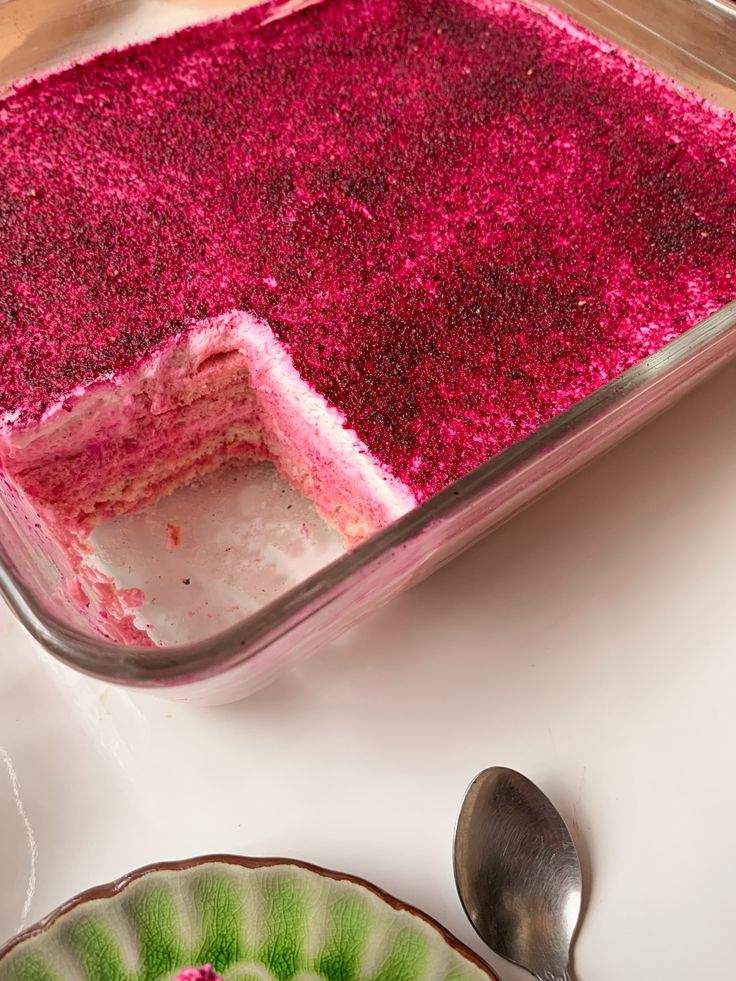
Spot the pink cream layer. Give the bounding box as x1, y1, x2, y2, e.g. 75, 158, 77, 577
1, 0, 734, 502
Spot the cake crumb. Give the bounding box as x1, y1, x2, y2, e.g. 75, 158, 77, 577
67, 577, 90, 609
120, 587, 145, 608
166, 523, 181, 549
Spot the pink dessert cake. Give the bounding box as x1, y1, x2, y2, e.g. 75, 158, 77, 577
1, 0, 735, 642
175, 967, 222, 981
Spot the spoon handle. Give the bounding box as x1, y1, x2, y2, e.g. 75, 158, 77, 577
538, 970, 577, 981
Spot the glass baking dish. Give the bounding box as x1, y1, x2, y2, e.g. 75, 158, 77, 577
1, 0, 735, 704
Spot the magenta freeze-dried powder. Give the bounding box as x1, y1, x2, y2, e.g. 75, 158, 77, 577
1, 0, 734, 499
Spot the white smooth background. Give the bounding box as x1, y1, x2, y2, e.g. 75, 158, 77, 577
1, 359, 735, 981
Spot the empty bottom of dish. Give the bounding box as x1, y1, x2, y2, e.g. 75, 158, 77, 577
88, 461, 345, 646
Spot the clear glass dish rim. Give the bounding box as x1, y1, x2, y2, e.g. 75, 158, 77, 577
2, 301, 735, 686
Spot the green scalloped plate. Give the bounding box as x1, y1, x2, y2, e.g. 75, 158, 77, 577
0, 856, 498, 981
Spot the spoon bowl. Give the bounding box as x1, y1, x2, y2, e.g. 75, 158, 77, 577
453, 767, 583, 981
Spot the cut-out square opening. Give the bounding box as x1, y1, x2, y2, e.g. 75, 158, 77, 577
89, 459, 345, 646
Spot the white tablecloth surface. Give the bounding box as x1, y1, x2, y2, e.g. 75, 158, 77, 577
2, 360, 735, 981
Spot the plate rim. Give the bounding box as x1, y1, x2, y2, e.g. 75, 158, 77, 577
0, 853, 498, 980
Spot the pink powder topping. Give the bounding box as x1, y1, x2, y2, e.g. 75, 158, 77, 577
1, 0, 735, 499
174, 967, 223, 981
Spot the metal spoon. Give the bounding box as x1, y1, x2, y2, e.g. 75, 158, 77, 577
453, 767, 583, 981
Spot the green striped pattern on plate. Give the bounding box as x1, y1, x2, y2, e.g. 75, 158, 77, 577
0, 861, 491, 981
